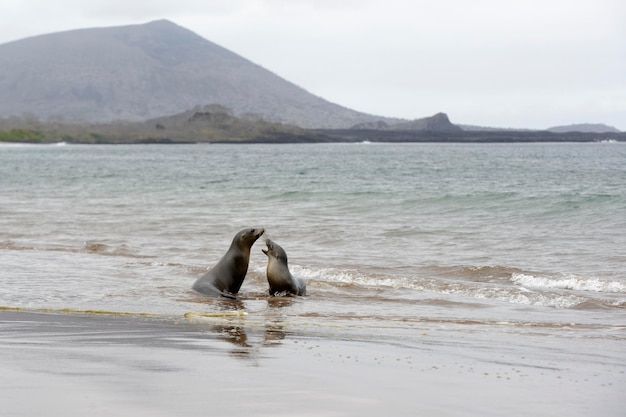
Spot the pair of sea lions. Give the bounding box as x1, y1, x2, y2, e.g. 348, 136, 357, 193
191, 228, 306, 299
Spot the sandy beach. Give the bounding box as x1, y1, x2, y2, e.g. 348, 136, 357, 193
1, 309, 623, 417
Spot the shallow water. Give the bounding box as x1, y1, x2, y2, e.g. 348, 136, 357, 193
1, 143, 625, 322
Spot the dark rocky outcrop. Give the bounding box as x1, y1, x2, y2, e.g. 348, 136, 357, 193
350, 113, 463, 132
391, 113, 463, 132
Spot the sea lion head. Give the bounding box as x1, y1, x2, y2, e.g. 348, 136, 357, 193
262, 238, 288, 262
234, 227, 265, 249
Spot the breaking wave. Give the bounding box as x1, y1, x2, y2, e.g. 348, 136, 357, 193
511, 273, 626, 293
289, 265, 625, 309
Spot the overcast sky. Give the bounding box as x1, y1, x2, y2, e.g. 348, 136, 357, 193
2, 0, 625, 129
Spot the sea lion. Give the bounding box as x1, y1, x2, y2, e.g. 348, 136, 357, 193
192, 227, 265, 298
262, 239, 306, 296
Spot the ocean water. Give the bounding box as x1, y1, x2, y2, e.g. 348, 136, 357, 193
2, 141, 626, 415
1, 142, 625, 327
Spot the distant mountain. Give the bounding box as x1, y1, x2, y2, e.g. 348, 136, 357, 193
0, 20, 396, 128
547, 123, 621, 133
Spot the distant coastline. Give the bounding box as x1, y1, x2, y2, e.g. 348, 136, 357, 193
310, 129, 626, 144
2, 128, 624, 144
1, 106, 624, 145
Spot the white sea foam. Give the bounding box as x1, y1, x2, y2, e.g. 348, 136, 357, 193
480, 289, 585, 309
290, 265, 369, 285
289, 265, 590, 308
511, 273, 626, 293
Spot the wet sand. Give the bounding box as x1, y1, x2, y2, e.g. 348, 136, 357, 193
1, 310, 623, 416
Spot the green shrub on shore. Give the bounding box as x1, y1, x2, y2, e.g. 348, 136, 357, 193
0, 129, 45, 143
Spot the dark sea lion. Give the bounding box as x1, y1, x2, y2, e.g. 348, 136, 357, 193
192, 227, 265, 298
262, 239, 307, 296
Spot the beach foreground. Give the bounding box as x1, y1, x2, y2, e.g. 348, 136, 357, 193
1, 310, 623, 417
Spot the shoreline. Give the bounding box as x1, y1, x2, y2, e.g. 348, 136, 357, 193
1, 309, 623, 416
1, 129, 625, 145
